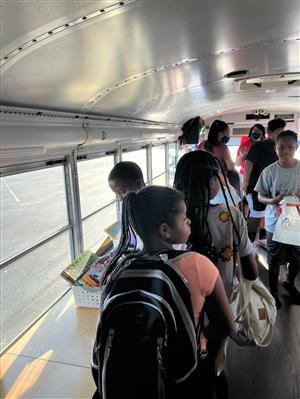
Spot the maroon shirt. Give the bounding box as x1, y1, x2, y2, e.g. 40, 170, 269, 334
198, 140, 230, 175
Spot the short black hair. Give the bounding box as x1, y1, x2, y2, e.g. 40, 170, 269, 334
275, 130, 298, 144
108, 161, 144, 183
129, 186, 184, 240
267, 118, 286, 133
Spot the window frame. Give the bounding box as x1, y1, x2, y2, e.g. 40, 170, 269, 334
0, 140, 179, 352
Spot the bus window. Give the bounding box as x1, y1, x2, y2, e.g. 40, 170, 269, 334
0, 167, 72, 351
122, 148, 148, 182
168, 142, 177, 186
228, 136, 241, 173
1, 167, 68, 262
152, 145, 166, 182
152, 173, 167, 185
77, 155, 118, 252
82, 204, 117, 252
77, 156, 115, 218
1, 232, 72, 351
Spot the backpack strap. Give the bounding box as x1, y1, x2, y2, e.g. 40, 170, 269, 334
159, 251, 207, 360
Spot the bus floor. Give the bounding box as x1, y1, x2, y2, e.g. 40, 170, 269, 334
227, 244, 300, 399
1, 246, 299, 399
1, 291, 98, 399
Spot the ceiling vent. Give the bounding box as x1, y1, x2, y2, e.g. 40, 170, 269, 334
232, 127, 249, 136
274, 113, 295, 122
224, 70, 249, 78
236, 73, 300, 90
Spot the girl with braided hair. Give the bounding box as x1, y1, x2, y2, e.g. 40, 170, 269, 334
99, 185, 233, 398
174, 150, 257, 298
101, 186, 233, 329
174, 150, 258, 399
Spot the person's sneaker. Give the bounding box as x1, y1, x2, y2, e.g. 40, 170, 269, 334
282, 281, 300, 304
271, 293, 282, 309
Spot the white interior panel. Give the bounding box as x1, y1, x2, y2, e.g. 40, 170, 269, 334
1, 1, 300, 123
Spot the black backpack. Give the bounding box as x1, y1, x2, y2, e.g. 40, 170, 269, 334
91, 252, 198, 399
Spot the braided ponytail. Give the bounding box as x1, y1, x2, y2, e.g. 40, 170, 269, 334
100, 192, 140, 288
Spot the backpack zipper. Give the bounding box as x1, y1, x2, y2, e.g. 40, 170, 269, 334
104, 289, 177, 332
120, 270, 197, 353
157, 337, 167, 399
102, 329, 115, 399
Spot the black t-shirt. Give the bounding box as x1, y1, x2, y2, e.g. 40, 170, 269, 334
245, 139, 278, 193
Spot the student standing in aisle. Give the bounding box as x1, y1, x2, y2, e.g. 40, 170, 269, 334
235, 124, 265, 181
93, 186, 233, 399
242, 118, 286, 242
174, 150, 257, 399
255, 130, 300, 309
198, 120, 240, 192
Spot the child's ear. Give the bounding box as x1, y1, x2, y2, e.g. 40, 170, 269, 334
135, 179, 144, 190
158, 223, 171, 239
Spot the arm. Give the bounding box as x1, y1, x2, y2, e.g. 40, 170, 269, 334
242, 159, 253, 193
258, 192, 285, 205
240, 253, 258, 280
235, 145, 247, 167
204, 275, 234, 342
234, 208, 257, 279
255, 165, 286, 206
242, 141, 262, 193
223, 146, 236, 171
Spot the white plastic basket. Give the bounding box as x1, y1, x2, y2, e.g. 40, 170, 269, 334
72, 286, 101, 308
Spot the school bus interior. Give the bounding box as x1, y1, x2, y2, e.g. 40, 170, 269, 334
1, 1, 299, 398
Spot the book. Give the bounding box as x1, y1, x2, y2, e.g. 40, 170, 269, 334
95, 235, 113, 257
104, 220, 121, 240
104, 220, 138, 248
76, 256, 109, 287
60, 250, 99, 285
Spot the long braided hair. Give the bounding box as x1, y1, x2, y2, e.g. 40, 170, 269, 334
174, 150, 240, 264
100, 186, 185, 293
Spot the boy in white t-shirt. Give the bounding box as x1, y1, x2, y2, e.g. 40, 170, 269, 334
255, 130, 300, 308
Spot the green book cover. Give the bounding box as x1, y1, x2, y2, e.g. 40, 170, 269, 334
61, 250, 99, 285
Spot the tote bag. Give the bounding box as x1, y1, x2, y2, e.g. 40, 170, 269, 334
229, 261, 277, 347
215, 249, 277, 376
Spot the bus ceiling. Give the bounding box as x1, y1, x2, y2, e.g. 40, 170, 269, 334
1, 1, 299, 136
